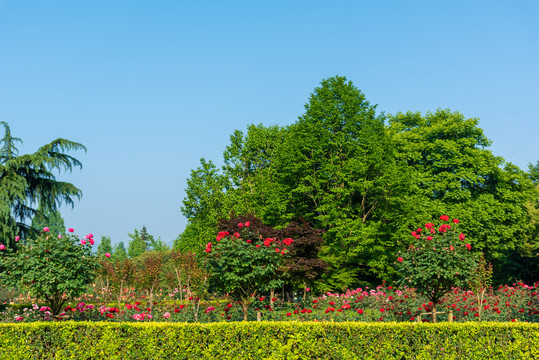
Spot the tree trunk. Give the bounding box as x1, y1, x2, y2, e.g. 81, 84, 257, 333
242, 299, 249, 321
432, 304, 437, 323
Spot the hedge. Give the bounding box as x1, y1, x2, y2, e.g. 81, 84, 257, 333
0, 321, 537, 359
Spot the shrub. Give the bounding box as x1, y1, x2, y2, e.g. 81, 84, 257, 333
0, 228, 99, 315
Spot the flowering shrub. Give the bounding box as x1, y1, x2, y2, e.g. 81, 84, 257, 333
396, 216, 479, 321
204, 221, 293, 320
0, 228, 99, 315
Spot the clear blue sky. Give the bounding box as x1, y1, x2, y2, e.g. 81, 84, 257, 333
1, 0, 538, 247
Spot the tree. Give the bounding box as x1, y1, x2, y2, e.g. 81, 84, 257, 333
30, 205, 65, 236
148, 236, 170, 252
177, 159, 231, 253
97, 236, 113, 257
0, 228, 99, 315
113, 241, 128, 261
271, 76, 409, 289
128, 229, 146, 258
127, 226, 156, 258
0, 121, 86, 247
388, 110, 535, 283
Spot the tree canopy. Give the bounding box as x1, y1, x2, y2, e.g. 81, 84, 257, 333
177, 76, 539, 289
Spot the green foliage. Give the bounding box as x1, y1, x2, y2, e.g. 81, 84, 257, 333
0, 121, 85, 247
97, 236, 113, 258
179, 77, 538, 289
128, 226, 152, 258
0, 322, 537, 359
112, 241, 127, 261
397, 216, 479, 307
0, 230, 99, 314
148, 237, 170, 252
389, 110, 535, 283
30, 205, 66, 236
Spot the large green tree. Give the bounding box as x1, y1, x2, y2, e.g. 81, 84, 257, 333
176, 159, 232, 253
0, 122, 85, 247
388, 110, 535, 282
270, 76, 409, 290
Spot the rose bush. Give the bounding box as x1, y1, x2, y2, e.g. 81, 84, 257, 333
396, 216, 479, 321
0, 228, 99, 315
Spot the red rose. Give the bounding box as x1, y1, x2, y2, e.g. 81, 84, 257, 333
465, 244, 471, 250
357, 309, 364, 314
440, 215, 449, 221
453, 219, 459, 224
397, 257, 403, 263
459, 233, 465, 241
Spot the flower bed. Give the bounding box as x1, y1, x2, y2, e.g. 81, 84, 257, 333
2, 282, 537, 323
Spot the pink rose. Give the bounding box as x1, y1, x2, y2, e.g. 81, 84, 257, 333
80, 239, 87, 245
58, 235, 62, 239
0, 244, 5, 250
105, 253, 111, 258
68, 228, 74, 232
89, 239, 95, 245
245, 221, 250, 227
163, 312, 171, 319
43, 227, 50, 232
15, 236, 19, 241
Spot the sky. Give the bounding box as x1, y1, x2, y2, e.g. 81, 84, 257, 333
1, 0, 538, 247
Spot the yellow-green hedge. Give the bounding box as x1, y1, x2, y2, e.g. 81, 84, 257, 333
0, 322, 537, 359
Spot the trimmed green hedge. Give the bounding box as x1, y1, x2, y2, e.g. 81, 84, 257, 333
0, 322, 537, 359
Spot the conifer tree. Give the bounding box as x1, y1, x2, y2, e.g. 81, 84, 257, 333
0, 121, 85, 247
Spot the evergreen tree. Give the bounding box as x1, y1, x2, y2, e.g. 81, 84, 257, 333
127, 226, 154, 258
0, 121, 85, 247
113, 241, 128, 261
97, 236, 113, 257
